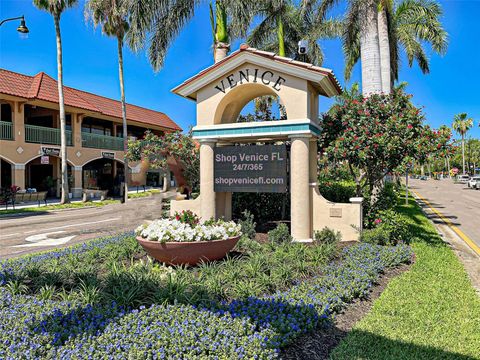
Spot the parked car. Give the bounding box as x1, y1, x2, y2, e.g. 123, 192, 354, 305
456, 175, 470, 184
467, 176, 480, 188
475, 180, 480, 190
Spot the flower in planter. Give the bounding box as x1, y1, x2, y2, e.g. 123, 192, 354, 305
135, 218, 241, 243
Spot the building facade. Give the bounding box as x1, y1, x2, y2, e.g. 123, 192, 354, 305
0, 69, 182, 198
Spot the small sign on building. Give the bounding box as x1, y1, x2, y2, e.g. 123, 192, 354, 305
41, 156, 49, 165
102, 151, 115, 159
41, 147, 60, 157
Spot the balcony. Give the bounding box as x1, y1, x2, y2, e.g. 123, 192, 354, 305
0, 121, 13, 140
25, 124, 73, 146
82, 132, 124, 151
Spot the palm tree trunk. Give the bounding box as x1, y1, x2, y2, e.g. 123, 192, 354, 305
446, 155, 451, 177
277, 16, 285, 57
377, 9, 391, 93
54, 15, 69, 204
214, 42, 230, 63
360, 2, 382, 96
117, 37, 129, 203
462, 133, 466, 174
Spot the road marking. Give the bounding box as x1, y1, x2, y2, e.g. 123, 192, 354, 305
413, 190, 480, 257
23, 217, 121, 234
0, 233, 21, 238
13, 231, 76, 248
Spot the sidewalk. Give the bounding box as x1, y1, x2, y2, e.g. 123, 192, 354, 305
0, 186, 164, 212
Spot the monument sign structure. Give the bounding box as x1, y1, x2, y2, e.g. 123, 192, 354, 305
171, 45, 363, 241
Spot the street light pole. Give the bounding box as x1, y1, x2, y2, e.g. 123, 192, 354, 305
0, 15, 29, 35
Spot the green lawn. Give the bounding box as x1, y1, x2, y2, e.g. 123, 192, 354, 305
331, 196, 480, 359
0, 190, 161, 216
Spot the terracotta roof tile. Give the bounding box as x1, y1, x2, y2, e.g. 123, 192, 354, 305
0, 68, 181, 131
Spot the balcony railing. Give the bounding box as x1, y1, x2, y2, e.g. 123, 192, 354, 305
82, 132, 124, 151
25, 124, 73, 146
0, 121, 13, 140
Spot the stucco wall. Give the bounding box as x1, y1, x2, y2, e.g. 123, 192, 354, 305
311, 186, 362, 241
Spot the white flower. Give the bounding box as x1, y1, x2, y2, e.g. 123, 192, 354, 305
136, 218, 242, 242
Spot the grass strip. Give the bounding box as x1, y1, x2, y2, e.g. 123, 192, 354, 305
331, 196, 480, 360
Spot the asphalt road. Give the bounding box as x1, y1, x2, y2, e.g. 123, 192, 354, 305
408, 178, 480, 248
0, 193, 168, 259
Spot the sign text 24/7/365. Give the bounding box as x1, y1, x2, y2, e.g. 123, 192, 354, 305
214, 144, 287, 193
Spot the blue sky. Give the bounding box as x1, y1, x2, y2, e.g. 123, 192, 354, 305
1, 0, 479, 139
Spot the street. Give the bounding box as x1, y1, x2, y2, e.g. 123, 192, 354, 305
0, 194, 167, 259
409, 178, 480, 248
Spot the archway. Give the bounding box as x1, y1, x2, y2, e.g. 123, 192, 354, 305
0, 156, 13, 189
25, 156, 73, 197
213, 82, 290, 125
82, 158, 125, 196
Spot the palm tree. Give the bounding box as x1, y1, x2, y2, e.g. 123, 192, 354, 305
438, 124, 452, 176
305, 0, 447, 94
210, 1, 229, 62
304, 0, 383, 95
33, 0, 77, 204
85, 0, 133, 203
247, 1, 341, 65
453, 113, 474, 174
126, 0, 253, 70
343, 0, 448, 92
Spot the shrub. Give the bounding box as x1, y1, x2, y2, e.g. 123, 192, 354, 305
361, 209, 411, 245
314, 227, 342, 244
238, 210, 257, 240
268, 223, 292, 244
232, 193, 290, 224
363, 182, 400, 228
317, 180, 356, 203
360, 226, 391, 245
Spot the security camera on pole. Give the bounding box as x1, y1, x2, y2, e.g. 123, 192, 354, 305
298, 40, 308, 62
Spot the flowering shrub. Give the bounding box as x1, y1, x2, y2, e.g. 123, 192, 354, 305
136, 218, 241, 242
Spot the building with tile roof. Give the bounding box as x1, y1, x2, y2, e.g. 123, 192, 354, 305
0, 69, 182, 198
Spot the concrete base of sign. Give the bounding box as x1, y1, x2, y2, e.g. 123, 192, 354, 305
292, 238, 313, 243
170, 195, 202, 217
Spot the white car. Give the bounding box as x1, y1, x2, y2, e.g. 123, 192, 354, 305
468, 176, 480, 188
457, 175, 470, 184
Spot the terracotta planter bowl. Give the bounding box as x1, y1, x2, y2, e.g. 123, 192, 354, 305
136, 236, 241, 266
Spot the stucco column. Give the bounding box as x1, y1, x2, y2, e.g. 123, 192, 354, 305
309, 138, 318, 183
13, 164, 25, 189
13, 102, 24, 143
199, 139, 216, 221
289, 135, 311, 241
73, 114, 82, 148
72, 166, 83, 198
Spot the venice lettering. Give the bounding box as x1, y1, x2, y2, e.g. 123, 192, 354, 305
214, 68, 286, 93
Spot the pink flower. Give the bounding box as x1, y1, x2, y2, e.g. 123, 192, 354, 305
374, 218, 382, 225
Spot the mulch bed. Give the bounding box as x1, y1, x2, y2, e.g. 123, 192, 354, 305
281, 263, 412, 359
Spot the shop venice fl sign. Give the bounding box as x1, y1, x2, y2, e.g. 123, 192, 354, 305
214, 144, 287, 193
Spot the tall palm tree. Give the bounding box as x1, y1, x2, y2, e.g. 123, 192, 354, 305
33, 0, 77, 204
438, 124, 452, 175
453, 113, 474, 174
210, 0, 229, 62
247, 1, 341, 65
86, 0, 133, 203
126, 0, 253, 70
304, 0, 383, 95
343, 0, 448, 91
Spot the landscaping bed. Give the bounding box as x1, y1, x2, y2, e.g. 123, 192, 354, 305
0, 232, 412, 359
